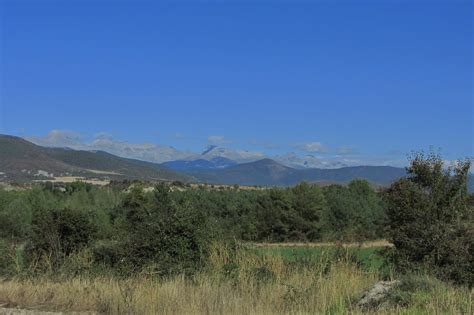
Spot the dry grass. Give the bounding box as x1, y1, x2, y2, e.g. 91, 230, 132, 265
85, 169, 122, 176
0, 244, 471, 314
0, 266, 375, 314
34, 177, 110, 186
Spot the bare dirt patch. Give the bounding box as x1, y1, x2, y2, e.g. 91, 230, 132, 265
85, 169, 122, 176
34, 177, 110, 186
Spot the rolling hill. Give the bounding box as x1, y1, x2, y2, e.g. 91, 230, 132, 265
0, 135, 193, 182
186, 158, 474, 191
185, 159, 296, 186
162, 157, 237, 171
186, 158, 407, 187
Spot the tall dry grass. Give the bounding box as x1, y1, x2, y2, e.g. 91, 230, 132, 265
0, 243, 471, 314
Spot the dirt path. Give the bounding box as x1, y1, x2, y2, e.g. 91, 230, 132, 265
0, 304, 94, 315
251, 240, 392, 248
0, 308, 94, 315
0, 308, 62, 315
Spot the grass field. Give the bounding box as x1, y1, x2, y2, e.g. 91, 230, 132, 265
0, 242, 472, 314
250, 242, 387, 271
254, 246, 384, 271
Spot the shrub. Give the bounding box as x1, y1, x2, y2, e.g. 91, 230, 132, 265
386, 275, 439, 308
119, 184, 214, 276
92, 240, 127, 269
0, 198, 32, 239
26, 208, 98, 269
0, 240, 16, 276
384, 152, 473, 286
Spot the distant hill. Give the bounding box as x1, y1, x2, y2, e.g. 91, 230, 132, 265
187, 158, 474, 191
162, 157, 237, 171
0, 135, 193, 182
185, 159, 295, 186
186, 158, 407, 187
2, 134, 472, 191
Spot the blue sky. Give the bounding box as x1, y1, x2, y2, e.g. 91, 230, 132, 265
1, 0, 472, 166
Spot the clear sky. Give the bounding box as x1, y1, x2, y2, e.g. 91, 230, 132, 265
0, 0, 472, 165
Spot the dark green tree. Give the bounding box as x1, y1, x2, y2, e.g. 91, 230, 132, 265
27, 207, 98, 269
347, 180, 386, 240
322, 184, 353, 240
0, 198, 32, 239
291, 182, 326, 240
384, 152, 473, 286
121, 184, 213, 276
255, 188, 293, 241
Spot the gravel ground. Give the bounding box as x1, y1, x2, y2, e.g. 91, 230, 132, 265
0, 306, 95, 315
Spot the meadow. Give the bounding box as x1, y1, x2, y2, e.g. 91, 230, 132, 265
252, 243, 386, 271
0, 243, 471, 314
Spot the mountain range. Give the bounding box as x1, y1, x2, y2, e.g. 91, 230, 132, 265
1, 134, 472, 192
162, 157, 237, 171
25, 131, 360, 169
0, 135, 193, 182
26, 132, 267, 166
183, 158, 407, 186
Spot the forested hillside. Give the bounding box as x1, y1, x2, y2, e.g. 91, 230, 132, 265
0, 135, 193, 182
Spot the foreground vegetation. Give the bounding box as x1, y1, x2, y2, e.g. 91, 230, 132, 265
0, 244, 472, 314
0, 152, 472, 313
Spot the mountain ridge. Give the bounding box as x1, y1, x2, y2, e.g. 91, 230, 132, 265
162, 157, 237, 171
1, 134, 472, 191
0, 135, 193, 182
185, 158, 408, 187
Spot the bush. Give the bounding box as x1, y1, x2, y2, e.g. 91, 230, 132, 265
384, 152, 473, 286
0, 240, 16, 276
92, 240, 127, 269
386, 275, 438, 307
26, 208, 98, 269
322, 181, 385, 241
119, 184, 213, 276
0, 198, 32, 239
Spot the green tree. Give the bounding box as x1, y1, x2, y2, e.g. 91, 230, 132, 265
347, 180, 386, 240
0, 198, 32, 239
255, 188, 293, 241
322, 181, 385, 241
120, 184, 213, 276
384, 152, 473, 286
322, 184, 353, 240
291, 182, 326, 240
27, 207, 98, 269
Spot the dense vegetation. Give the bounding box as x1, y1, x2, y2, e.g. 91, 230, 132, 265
384, 152, 473, 286
0, 179, 388, 280
0, 179, 388, 270
0, 153, 472, 313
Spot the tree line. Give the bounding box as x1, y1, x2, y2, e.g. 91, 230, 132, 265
0, 179, 386, 244
0, 153, 472, 286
